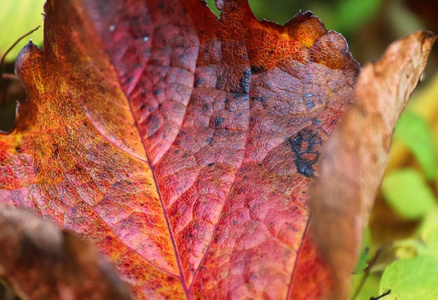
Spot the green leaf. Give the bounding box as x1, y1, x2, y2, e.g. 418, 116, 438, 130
419, 210, 438, 258
206, 0, 220, 17
382, 169, 437, 219
354, 227, 372, 274
0, 0, 45, 61
380, 255, 438, 299
424, 229, 438, 258
354, 246, 370, 274
394, 110, 437, 180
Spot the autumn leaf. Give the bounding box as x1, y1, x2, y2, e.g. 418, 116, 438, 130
0, 204, 131, 299
0, 0, 434, 299
0, 0, 359, 298
311, 31, 436, 299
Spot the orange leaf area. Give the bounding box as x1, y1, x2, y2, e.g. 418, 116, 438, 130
0, 0, 359, 298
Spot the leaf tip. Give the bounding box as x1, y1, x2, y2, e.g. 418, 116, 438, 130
14, 41, 42, 79
420, 30, 437, 53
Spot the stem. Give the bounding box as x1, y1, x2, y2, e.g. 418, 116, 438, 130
1, 73, 19, 81
0, 25, 40, 75
350, 248, 382, 300
371, 289, 391, 300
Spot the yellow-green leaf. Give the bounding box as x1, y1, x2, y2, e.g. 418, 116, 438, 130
382, 169, 437, 219
380, 255, 438, 299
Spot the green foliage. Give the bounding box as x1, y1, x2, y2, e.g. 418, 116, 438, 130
382, 169, 437, 219
0, 0, 45, 61
354, 246, 371, 274
380, 255, 438, 299
394, 110, 437, 179
206, 0, 220, 17
419, 210, 438, 257
335, 0, 380, 32
207, 0, 381, 34
351, 274, 381, 300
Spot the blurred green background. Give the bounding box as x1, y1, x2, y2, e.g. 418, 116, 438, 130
0, 0, 44, 133
1, 0, 438, 299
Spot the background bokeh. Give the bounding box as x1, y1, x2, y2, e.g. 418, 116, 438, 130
1, 0, 438, 299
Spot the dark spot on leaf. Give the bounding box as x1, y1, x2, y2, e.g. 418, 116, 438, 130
306, 100, 315, 110
289, 129, 322, 178
239, 69, 251, 93
250, 65, 265, 74
214, 117, 225, 127
140, 104, 147, 110
207, 162, 215, 167
15, 147, 22, 153
233, 93, 247, 99
312, 118, 321, 125
52, 144, 59, 157
252, 96, 267, 103
153, 89, 161, 96
194, 77, 204, 87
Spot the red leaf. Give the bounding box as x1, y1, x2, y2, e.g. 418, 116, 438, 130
1, 0, 369, 298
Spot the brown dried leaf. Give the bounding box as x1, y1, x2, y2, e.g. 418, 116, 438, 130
310, 31, 436, 299
0, 204, 132, 300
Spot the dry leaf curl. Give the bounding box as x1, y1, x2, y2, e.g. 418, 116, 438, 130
311, 31, 436, 299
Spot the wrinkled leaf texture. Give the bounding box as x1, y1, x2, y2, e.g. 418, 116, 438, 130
0, 0, 360, 299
